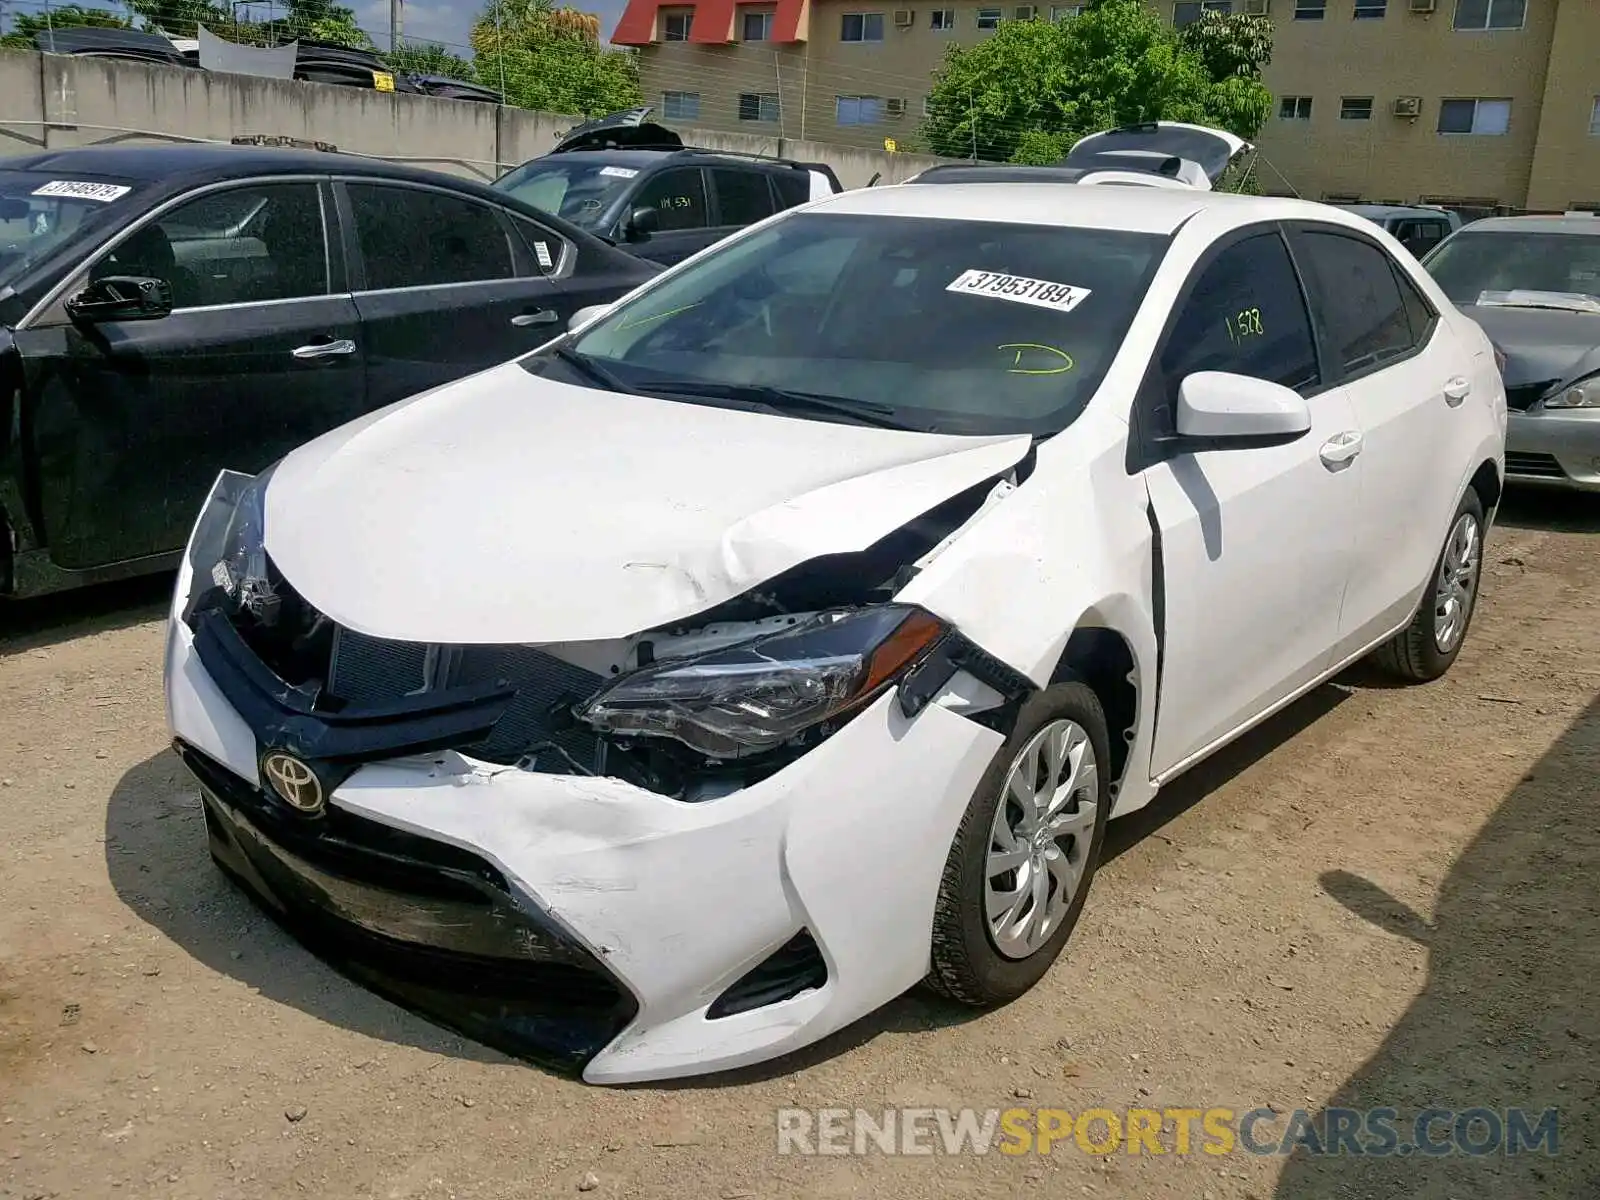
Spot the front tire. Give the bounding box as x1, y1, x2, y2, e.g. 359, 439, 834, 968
926, 682, 1111, 1007
1372, 487, 1486, 682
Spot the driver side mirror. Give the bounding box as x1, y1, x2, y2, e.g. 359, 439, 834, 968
622, 205, 659, 243
568, 303, 612, 331
66, 275, 174, 324
1167, 371, 1311, 450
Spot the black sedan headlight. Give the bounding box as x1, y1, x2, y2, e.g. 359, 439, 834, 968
576, 606, 948, 760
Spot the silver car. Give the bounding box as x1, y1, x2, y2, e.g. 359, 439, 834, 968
1423, 213, 1600, 491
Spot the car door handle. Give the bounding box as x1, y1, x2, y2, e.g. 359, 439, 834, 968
1319, 430, 1364, 470
291, 338, 356, 360
1443, 376, 1471, 406
511, 309, 559, 327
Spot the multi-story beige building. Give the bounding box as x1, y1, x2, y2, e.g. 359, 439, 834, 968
611, 0, 1600, 211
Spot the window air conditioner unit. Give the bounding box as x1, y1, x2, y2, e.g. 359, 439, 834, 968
893, 8, 915, 25
886, 97, 907, 117
1242, 0, 1269, 14
1014, 4, 1036, 17
1408, 0, 1436, 12
1392, 95, 1422, 117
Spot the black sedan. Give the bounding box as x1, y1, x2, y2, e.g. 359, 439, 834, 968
0, 144, 658, 599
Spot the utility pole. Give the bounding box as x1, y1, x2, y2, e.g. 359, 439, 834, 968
389, 0, 402, 52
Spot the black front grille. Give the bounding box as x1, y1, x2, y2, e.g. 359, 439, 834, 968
1505, 383, 1553, 411
328, 629, 605, 769
708, 930, 828, 1019
1505, 451, 1566, 479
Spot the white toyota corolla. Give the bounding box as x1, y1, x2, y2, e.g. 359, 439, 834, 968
164, 182, 1506, 1084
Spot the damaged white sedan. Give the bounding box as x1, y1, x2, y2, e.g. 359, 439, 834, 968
164, 183, 1506, 1084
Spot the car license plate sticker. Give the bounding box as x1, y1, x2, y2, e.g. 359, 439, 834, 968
599, 165, 639, 179
945, 269, 1091, 313
31, 180, 132, 202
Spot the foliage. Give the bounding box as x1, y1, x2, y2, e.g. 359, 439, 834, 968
471, 0, 640, 116
0, 4, 132, 48
919, 0, 1272, 165
1175, 8, 1273, 80
384, 41, 478, 82
125, 0, 229, 39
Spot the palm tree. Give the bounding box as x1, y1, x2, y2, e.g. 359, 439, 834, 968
470, 0, 600, 56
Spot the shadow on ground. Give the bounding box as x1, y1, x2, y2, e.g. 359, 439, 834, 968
1495, 486, 1600, 534
0, 573, 172, 658
1273, 694, 1600, 1198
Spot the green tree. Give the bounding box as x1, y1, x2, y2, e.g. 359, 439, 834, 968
125, 0, 230, 39
470, 0, 640, 116
1175, 7, 1273, 80
384, 41, 478, 81
0, 4, 133, 48
919, 0, 1272, 165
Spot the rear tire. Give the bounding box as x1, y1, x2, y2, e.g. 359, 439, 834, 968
1372, 487, 1485, 683
926, 682, 1111, 1007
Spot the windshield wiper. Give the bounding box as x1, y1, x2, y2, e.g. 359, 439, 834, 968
549, 344, 637, 394
639, 380, 925, 431
1474, 289, 1600, 316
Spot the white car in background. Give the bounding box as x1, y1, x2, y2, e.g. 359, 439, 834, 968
164, 182, 1505, 1085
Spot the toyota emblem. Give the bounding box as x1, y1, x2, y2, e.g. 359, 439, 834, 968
261, 751, 325, 815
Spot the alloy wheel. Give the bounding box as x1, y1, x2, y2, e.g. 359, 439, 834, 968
1433, 511, 1481, 654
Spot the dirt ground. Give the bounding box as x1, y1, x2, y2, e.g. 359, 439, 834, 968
1, 490, 1596, 1200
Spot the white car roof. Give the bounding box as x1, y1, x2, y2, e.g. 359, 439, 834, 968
811, 183, 1374, 237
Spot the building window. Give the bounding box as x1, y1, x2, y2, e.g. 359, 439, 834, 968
1438, 97, 1511, 134
930, 8, 956, 27
1353, 0, 1386, 16
1340, 96, 1374, 120
1051, 3, 1084, 17
1174, 1, 1230, 27
1293, 0, 1325, 18
976, 7, 1002, 28
1013, 5, 1037, 18
1590, 97, 1600, 137
662, 90, 700, 120
738, 91, 780, 122
1279, 96, 1313, 120
741, 11, 774, 39
1453, 0, 1525, 30
836, 95, 886, 125
661, 10, 692, 39
840, 12, 886, 40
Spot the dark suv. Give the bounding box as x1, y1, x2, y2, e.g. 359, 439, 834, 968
493, 107, 843, 267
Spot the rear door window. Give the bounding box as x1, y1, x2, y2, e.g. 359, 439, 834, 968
710, 168, 778, 227
771, 170, 810, 209
346, 183, 514, 289
1293, 229, 1417, 377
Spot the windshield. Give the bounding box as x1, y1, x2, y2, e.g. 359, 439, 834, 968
560, 212, 1167, 435
494, 159, 635, 230
1424, 231, 1600, 308
0, 170, 143, 293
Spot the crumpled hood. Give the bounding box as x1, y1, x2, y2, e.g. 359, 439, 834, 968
264, 363, 1031, 644
1461, 304, 1600, 390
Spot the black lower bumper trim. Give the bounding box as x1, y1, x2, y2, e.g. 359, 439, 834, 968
177, 742, 638, 1074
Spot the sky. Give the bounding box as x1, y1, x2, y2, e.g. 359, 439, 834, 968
1, 0, 632, 55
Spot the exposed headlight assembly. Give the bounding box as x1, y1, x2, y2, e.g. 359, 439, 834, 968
1543, 373, 1600, 409
576, 605, 948, 760
183, 465, 279, 623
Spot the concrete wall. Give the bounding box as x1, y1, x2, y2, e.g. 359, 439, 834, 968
0, 47, 951, 189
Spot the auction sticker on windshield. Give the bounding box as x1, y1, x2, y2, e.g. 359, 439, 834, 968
946, 270, 1091, 313
599, 166, 639, 179
31, 180, 131, 202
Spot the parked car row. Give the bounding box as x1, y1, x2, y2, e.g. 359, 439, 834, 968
7, 115, 1595, 1089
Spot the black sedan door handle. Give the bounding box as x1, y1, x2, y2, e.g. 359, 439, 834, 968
291, 338, 356, 360
511, 309, 559, 327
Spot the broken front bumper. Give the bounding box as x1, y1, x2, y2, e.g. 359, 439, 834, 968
164, 585, 1004, 1084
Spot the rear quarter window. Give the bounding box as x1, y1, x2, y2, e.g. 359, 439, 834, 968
772, 171, 810, 209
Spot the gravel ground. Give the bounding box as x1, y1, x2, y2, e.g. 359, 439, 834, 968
1, 490, 1596, 1200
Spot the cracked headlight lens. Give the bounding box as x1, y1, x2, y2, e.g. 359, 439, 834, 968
184, 465, 279, 623
576, 605, 947, 760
